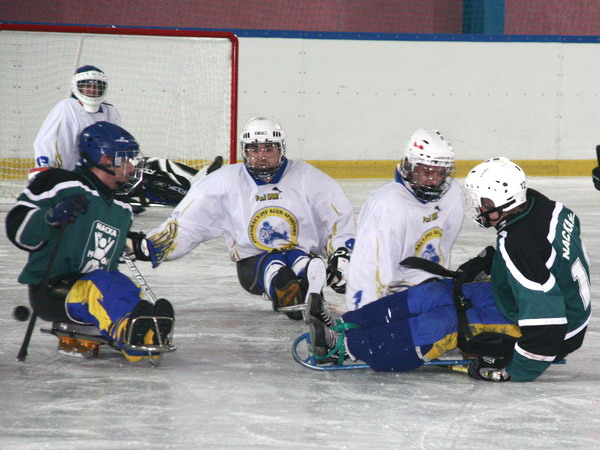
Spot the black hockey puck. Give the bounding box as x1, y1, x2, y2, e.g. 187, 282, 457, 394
13, 305, 30, 322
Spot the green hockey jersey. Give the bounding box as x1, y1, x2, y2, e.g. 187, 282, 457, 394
491, 189, 591, 381
6, 167, 133, 285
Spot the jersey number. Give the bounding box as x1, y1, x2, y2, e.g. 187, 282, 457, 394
571, 258, 591, 310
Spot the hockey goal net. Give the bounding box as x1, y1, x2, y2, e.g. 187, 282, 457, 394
0, 24, 238, 203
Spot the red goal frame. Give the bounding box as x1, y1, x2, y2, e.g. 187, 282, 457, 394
1, 23, 239, 164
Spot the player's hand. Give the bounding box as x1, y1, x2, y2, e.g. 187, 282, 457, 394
326, 247, 351, 294
45, 194, 89, 227
126, 231, 160, 268
467, 356, 511, 382
126, 231, 151, 260
456, 246, 495, 283
592, 167, 600, 191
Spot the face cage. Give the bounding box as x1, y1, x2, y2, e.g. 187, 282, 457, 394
76, 79, 107, 99
114, 151, 144, 194
463, 190, 516, 229
242, 142, 284, 180
402, 159, 455, 202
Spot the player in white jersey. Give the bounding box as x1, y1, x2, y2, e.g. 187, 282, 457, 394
128, 116, 355, 320
345, 128, 463, 311
31, 65, 122, 178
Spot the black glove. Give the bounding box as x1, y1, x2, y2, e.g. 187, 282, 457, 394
126, 231, 152, 261
456, 246, 495, 283
326, 247, 351, 294
45, 194, 89, 227
593, 167, 600, 191
141, 157, 196, 206
468, 356, 511, 382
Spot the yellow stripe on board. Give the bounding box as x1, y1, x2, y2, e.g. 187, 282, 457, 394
308, 159, 598, 179
0, 158, 596, 180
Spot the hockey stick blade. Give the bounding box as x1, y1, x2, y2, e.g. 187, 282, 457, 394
400, 257, 459, 279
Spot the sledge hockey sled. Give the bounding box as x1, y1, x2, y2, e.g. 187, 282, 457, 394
291, 332, 565, 372
41, 316, 176, 367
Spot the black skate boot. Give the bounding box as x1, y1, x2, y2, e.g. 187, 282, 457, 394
109, 300, 154, 362
305, 291, 336, 327
308, 316, 344, 364
273, 266, 304, 320
153, 298, 175, 345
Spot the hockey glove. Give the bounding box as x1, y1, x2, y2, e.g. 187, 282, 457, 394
326, 247, 351, 294
593, 167, 600, 191
467, 356, 511, 382
126, 231, 160, 267
456, 245, 495, 284
140, 157, 196, 206
45, 194, 89, 227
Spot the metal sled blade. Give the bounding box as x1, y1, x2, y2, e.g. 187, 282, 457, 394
125, 316, 177, 354
277, 304, 307, 313
292, 332, 565, 372
41, 324, 107, 359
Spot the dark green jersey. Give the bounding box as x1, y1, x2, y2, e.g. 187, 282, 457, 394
6, 167, 133, 285
491, 189, 591, 381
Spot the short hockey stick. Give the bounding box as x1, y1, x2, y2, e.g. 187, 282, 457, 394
121, 251, 159, 303
17, 224, 67, 362
399, 256, 459, 279
596, 144, 600, 166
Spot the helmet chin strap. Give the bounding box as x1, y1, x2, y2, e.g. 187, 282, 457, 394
478, 199, 516, 228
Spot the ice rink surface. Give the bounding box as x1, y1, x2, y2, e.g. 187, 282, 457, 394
1, 177, 599, 449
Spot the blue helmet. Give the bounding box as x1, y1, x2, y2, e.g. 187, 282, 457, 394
79, 121, 143, 192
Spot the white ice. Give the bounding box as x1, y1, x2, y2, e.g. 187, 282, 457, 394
1, 177, 599, 449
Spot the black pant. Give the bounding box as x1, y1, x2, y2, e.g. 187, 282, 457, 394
28, 273, 81, 322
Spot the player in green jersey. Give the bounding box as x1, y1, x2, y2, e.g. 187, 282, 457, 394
460, 157, 590, 381
6, 121, 174, 362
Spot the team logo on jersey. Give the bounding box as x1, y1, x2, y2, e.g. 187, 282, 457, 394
36, 156, 50, 167
249, 206, 298, 251
561, 212, 576, 260
414, 226, 444, 264
255, 187, 283, 202
422, 211, 439, 223
80, 220, 120, 273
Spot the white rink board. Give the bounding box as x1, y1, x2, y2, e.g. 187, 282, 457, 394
239, 38, 600, 161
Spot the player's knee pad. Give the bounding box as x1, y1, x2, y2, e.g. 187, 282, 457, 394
236, 254, 264, 295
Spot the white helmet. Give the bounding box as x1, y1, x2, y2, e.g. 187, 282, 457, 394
463, 157, 528, 228
399, 128, 455, 202
71, 65, 108, 113
240, 116, 286, 179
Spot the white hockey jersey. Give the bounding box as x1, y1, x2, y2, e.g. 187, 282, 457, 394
33, 98, 122, 170
147, 160, 355, 263
346, 177, 463, 311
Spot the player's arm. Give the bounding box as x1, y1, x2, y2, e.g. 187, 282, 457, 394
32, 102, 79, 176
498, 240, 566, 381
315, 176, 356, 293
7, 174, 88, 250
345, 201, 402, 310
128, 172, 225, 265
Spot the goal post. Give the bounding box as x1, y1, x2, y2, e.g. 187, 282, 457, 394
0, 24, 238, 202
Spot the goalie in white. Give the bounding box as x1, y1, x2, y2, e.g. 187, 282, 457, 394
345, 128, 463, 311
128, 116, 355, 320
31, 64, 222, 209
31, 65, 122, 178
